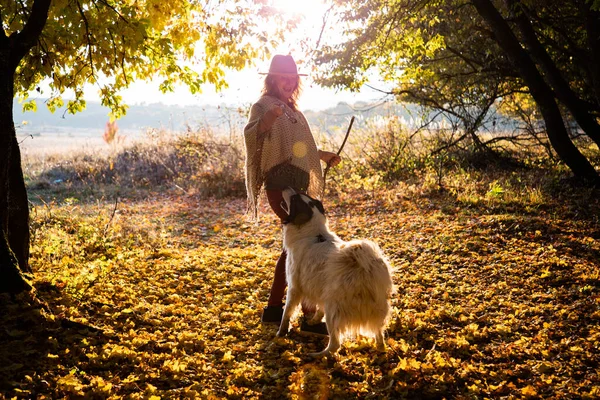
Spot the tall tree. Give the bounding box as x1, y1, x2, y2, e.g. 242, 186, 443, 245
0, 0, 281, 293
1, 0, 51, 293
314, 0, 600, 182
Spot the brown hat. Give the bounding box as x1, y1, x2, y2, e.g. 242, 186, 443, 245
260, 54, 307, 76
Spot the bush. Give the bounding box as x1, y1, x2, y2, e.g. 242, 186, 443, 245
354, 116, 423, 182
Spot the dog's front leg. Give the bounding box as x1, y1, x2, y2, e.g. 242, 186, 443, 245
276, 286, 301, 337
277, 316, 290, 337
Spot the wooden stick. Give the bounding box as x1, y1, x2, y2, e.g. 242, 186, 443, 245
323, 115, 355, 195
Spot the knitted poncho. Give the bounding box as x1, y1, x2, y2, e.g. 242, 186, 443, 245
244, 95, 323, 219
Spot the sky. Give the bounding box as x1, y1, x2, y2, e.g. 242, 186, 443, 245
80, 0, 392, 112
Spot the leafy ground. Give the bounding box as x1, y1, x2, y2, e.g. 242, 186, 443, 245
2, 144, 600, 398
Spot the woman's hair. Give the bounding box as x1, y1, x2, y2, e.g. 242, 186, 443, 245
262, 75, 303, 111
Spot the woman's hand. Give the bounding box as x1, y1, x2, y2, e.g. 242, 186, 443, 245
270, 104, 284, 117
259, 105, 284, 133
319, 150, 342, 168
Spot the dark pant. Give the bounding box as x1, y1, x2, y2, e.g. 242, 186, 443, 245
265, 189, 313, 315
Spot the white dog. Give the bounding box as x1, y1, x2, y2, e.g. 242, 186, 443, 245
276, 188, 394, 358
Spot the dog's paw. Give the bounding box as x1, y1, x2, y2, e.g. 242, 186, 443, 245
276, 329, 288, 337
308, 350, 331, 359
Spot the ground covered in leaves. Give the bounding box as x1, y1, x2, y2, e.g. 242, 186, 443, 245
2, 171, 600, 399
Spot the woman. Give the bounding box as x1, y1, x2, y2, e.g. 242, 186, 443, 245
244, 54, 341, 335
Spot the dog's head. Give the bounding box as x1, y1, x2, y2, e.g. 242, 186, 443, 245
281, 188, 325, 227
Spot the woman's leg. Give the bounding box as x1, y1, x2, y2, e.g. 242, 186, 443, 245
265, 190, 288, 308
267, 249, 287, 307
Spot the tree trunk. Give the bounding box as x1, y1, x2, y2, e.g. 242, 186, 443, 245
508, 0, 600, 148
8, 135, 31, 273
0, 106, 30, 293
583, 1, 600, 107
0, 0, 52, 293
472, 0, 600, 183
0, 44, 30, 293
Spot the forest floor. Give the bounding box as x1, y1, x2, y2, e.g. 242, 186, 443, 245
2, 146, 600, 399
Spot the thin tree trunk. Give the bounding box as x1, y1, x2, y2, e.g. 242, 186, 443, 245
472, 0, 599, 183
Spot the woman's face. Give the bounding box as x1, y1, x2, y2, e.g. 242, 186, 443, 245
273, 75, 298, 101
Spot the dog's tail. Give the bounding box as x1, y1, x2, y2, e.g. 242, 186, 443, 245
327, 240, 394, 336
337, 239, 394, 290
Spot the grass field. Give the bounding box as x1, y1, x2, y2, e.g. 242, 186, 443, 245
1, 129, 600, 399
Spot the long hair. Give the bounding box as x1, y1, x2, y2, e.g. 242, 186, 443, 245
261, 75, 303, 111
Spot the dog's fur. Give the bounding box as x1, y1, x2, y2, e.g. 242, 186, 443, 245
276, 188, 394, 358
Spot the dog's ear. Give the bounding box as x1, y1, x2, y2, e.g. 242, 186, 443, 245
311, 199, 325, 215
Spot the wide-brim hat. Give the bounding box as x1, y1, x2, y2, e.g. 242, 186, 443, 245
260, 54, 307, 76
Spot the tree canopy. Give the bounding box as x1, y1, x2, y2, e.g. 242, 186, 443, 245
314, 0, 600, 181
0, 0, 288, 292
4, 0, 282, 118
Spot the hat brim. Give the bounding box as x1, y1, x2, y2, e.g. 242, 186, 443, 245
259, 72, 308, 76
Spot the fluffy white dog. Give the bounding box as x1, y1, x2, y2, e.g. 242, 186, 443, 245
276, 188, 394, 358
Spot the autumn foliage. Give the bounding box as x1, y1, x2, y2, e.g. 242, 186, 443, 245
102, 121, 124, 146
1, 127, 599, 398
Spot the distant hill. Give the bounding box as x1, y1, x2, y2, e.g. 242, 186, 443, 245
13, 99, 248, 137
13, 98, 416, 138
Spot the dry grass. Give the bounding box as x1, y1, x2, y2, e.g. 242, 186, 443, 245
22, 128, 246, 201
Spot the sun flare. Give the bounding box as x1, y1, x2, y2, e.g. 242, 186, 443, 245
267, 0, 332, 66
271, 0, 328, 26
